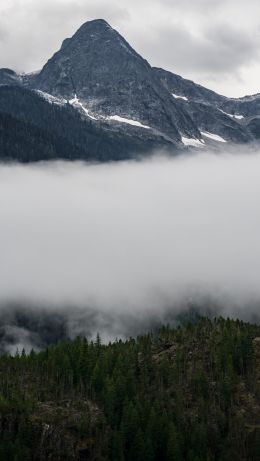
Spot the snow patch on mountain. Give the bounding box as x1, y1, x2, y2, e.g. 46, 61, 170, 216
69, 95, 98, 120
36, 90, 67, 106
181, 137, 204, 148
219, 109, 244, 120
108, 115, 150, 129
201, 131, 227, 143
172, 93, 188, 101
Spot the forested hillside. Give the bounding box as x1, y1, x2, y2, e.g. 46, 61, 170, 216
0, 86, 172, 162
0, 317, 259, 460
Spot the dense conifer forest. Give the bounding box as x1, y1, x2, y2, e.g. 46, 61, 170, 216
0, 317, 259, 460
0, 86, 170, 162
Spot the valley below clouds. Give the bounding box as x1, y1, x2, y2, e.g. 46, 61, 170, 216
1, 149, 260, 351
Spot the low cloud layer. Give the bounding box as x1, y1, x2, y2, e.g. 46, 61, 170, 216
0, 0, 259, 96
0, 151, 260, 351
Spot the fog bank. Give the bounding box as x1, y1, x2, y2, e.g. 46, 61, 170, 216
0, 151, 260, 350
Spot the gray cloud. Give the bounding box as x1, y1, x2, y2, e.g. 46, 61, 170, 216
0, 0, 127, 72
0, 151, 260, 350
0, 0, 259, 96
139, 23, 259, 77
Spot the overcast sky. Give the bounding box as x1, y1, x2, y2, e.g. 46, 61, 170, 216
0, 1, 259, 97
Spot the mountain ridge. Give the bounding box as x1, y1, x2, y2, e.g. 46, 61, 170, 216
0, 19, 259, 161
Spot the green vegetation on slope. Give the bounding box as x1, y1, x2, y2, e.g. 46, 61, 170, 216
0, 317, 259, 460
0, 86, 171, 163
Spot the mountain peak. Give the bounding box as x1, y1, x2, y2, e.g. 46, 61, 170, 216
60, 19, 113, 50
79, 18, 111, 28
28, 18, 199, 142
33, 17, 148, 101
74, 18, 113, 37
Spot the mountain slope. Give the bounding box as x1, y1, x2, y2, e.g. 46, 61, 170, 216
0, 68, 23, 86
0, 86, 174, 162
28, 19, 200, 144
153, 67, 256, 143
0, 318, 259, 460
0, 19, 259, 162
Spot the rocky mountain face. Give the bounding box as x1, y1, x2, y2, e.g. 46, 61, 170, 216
154, 68, 259, 143
0, 19, 259, 161
28, 19, 199, 143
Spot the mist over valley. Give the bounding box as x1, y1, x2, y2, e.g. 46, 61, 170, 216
1, 151, 260, 352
